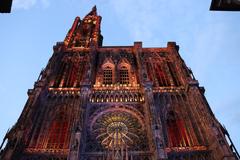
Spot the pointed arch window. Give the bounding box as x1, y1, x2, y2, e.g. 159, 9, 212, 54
119, 66, 129, 84
166, 111, 190, 147
103, 66, 113, 85
47, 112, 70, 149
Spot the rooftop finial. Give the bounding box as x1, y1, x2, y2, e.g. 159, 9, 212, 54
92, 5, 97, 12
86, 5, 97, 16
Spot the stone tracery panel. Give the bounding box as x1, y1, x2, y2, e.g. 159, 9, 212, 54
143, 52, 182, 87
84, 105, 149, 159
95, 51, 139, 87
51, 52, 88, 88
25, 104, 74, 155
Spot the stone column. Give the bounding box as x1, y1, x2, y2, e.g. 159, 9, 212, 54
143, 83, 167, 160
68, 127, 82, 160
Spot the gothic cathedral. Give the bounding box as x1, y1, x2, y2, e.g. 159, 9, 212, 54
0, 6, 238, 160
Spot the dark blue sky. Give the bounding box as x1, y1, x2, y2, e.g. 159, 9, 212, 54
0, 0, 239, 151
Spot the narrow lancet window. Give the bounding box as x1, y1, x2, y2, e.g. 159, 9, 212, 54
47, 112, 70, 149
166, 111, 190, 147
103, 66, 113, 85
119, 66, 129, 84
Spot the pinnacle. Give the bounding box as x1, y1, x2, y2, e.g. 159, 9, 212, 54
86, 5, 97, 16
92, 5, 97, 12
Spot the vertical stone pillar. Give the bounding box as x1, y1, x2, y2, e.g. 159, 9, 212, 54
143, 83, 167, 160
133, 41, 144, 83
68, 127, 81, 160
68, 85, 90, 160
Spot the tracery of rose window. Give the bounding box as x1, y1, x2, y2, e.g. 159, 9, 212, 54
89, 107, 147, 159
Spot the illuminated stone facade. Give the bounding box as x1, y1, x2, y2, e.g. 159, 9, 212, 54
0, 6, 238, 160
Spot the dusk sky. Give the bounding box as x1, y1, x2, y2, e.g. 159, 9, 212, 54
0, 0, 239, 151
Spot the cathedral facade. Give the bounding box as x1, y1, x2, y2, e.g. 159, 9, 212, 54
0, 7, 238, 160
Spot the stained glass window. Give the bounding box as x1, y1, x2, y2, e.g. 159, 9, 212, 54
47, 112, 69, 149
103, 66, 113, 84
119, 66, 129, 84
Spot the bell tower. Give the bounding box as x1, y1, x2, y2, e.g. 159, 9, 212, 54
0, 6, 239, 160
64, 6, 103, 48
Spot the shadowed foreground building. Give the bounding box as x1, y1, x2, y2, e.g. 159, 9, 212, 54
210, 0, 240, 11
0, 7, 239, 160
0, 0, 13, 13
